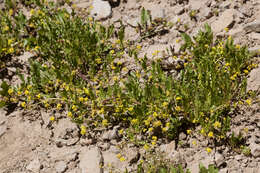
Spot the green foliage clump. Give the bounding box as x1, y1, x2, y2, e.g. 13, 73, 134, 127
0, 1, 258, 146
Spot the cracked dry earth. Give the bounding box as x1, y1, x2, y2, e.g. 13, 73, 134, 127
0, 0, 260, 173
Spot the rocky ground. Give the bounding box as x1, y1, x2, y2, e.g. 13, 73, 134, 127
0, 0, 260, 172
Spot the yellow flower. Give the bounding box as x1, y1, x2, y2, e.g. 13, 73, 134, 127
152, 50, 160, 56
72, 105, 77, 111
192, 140, 197, 146
119, 129, 124, 135
84, 88, 90, 95
176, 96, 182, 101
56, 103, 62, 110
96, 58, 102, 64
208, 131, 214, 138
17, 91, 22, 96
30, 9, 35, 15
110, 50, 115, 54
119, 157, 126, 162
50, 116, 55, 121
224, 27, 229, 32
148, 127, 153, 133
225, 63, 230, 67
162, 102, 168, 107
8, 39, 13, 45
152, 112, 158, 118
36, 93, 41, 99
67, 111, 73, 117
128, 107, 134, 112
79, 97, 84, 102
116, 153, 121, 159
151, 141, 156, 146
162, 127, 168, 132
187, 129, 192, 135
8, 47, 14, 54
113, 76, 118, 81
136, 45, 142, 50
144, 144, 150, 150
245, 99, 252, 105
152, 136, 157, 141
175, 106, 181, 112
131, 119, 138, 125
80, 125, 87, 135
213, 121, 221, 129
236, 44, 240, 49
243, 69, 249, 74
98, 108, 104, 114
21, 102, 26, 108
153, 120, 162, 127
111, 64, 116, 70
206, 147, 212, 153
9, 9, 13, 16
3, 25, 9, 32
102, 119, 108, 126
8, 88, 13, 95
200, 128, 205, 135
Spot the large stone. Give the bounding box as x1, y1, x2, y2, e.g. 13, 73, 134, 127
55, 161, 67, 173
215, 152, 224, 167
79, 147, 103, 173
244, 20, 260, 33
90, 0, 112, 20
189, 0, 207, 11
26, 158, 42, 173
247, 65, 260, 92
250, 143, 260, 157
249, 32, 260, 40
248, 46, 260, 56
211, 9, 236, 33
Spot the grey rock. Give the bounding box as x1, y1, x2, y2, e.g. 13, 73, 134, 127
250, 143, 260, 157
201, 7, 213, 20
152, 9, 165, 20
248, 46, 260, 56
219, 168, 228, 173
189, 0, 207, 11
54, 118, 79, 140
229, 27, 244, 37
249, 32, 260, 40
211, 9, 236, 33
99, 142, 110, 151
80, 138, 93, 146
244, 21, 260, 33
26, 158, 42, 173
219, 1, 231, 9
215, 152, 224, 166
126, 18, 139, 27
159, 141, 176, 159
247, 64, 260, 92
102, 129, 118, 140
90, 0, 112, 20
55, 161, 67, 173
79, 147, 103, 173
0, 124, 7, 137
49, 147, 78, 163
174, 5, 185, 15
235, 155, 242, 161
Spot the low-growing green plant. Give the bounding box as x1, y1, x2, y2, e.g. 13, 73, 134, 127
199, 164, 218, 173
136, 8, 170, 41
0, 0, 258, 150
